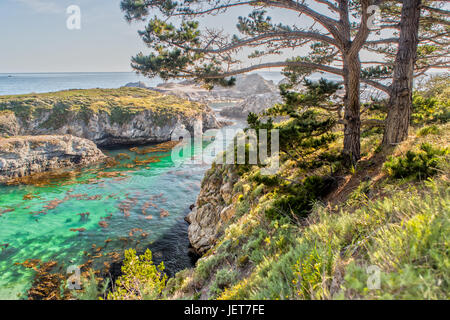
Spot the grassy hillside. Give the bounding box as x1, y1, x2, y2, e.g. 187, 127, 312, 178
0, 87, 205, 129
83, 78, 449, 300
155, 119, 448, 300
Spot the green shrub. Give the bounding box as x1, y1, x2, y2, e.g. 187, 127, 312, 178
196, 252, 226, 281
292, 243, 333, 299
242, 229, 267, 265
250, 172, 280, 187
107, 249, 167, 300
361, 126, 383, 138
265, 176, 332, 220
237, 255, 249, 268
235, 197, 251, 218
417, 125, 440, 137
412, 93, 450, 124
346, 180, 372, 206
384, 143, 448, 180
209, 268, 239, 297
73, 270, 110, 300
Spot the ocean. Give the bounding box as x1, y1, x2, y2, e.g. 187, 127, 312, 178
0, 71, 287, 96
0, 72, 161, 96
0, 71, 251, 299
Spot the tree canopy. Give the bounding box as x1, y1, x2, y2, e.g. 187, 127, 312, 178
121, 0, 449, 162
120, 0, 384, 87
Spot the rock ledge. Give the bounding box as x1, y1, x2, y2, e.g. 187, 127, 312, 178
0, 135, 106, 183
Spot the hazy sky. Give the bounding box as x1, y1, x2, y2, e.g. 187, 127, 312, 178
0, 0, 325, 73
0, 0, 149, 73
1, 0, 385, 74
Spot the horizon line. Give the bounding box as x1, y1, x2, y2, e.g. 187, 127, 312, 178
0, 70, 284, 75
0, 71, 139, 75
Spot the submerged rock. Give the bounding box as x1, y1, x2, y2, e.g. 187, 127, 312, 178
0, 135, 106, 183
0, 88, 221, 147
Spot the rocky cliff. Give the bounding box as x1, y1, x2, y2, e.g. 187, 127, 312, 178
0, 135, 106, 183
154, 74, 279, 103
220, 92, 282, 118
186, 164, 239, 254
0, 88, 221, 146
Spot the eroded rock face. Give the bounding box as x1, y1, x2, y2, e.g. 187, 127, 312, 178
0, 88, 221, 147
155, 74, 282, 119
17, 107, 220, 147
186, 164, 238, 254
220, 92, 283, 118
0, 135, 106, 183
0, 111, 20, 137
155, 74, 279, 103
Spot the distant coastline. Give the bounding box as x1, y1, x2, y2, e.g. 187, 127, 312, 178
0, 71, 325, 96
0, 72, 160, 96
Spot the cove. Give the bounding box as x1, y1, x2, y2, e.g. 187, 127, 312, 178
0, 115, 244, 299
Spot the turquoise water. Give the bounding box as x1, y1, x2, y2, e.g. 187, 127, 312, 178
0, 71, 249, 299
0, 117, 245, 299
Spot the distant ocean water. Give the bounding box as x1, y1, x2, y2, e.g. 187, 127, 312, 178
0, 71, 288, 96
0, 71, 344, 96
0, 72, 162, 96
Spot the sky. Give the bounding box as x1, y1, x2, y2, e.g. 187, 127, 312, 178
0, 0, 149, 73
0, 0, 322, 74
0, 0, 390, 74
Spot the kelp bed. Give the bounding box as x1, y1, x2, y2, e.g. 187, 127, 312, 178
1, 140, 191, 300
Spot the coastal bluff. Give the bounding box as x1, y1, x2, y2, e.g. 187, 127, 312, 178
154, 74, 278, 102
0, 87, 221, 146
186, 164, 239, 254
149, 74, 283, 119
0, 135, 106, 183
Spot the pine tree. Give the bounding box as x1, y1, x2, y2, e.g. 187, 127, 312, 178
248, 78, 341, 169
120, 0, 386, 163
361, 0, 449, 146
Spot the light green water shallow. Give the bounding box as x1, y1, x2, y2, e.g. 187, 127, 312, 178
0, 118, 243, 299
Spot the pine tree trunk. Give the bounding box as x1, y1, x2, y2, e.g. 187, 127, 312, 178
383, 0, 421, 146
342, 55, 362, 164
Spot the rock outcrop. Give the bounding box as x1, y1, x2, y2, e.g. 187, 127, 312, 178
155, 74, 279, 102
220, 92, 282, 118
0, 135, 106, 183
0, 110, 20, 137
186, 164, 239, 254
0, 88, 221, 147
123, 81, 148, 89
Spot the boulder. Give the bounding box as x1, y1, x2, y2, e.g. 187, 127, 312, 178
220, 92, 282, 118
154, 74, 279, 102
0, 135, 106, 183
186, 164, 238, 254
123, 81, 148, 88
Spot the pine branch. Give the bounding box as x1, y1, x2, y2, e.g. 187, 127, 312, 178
180, 31, 338, 54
